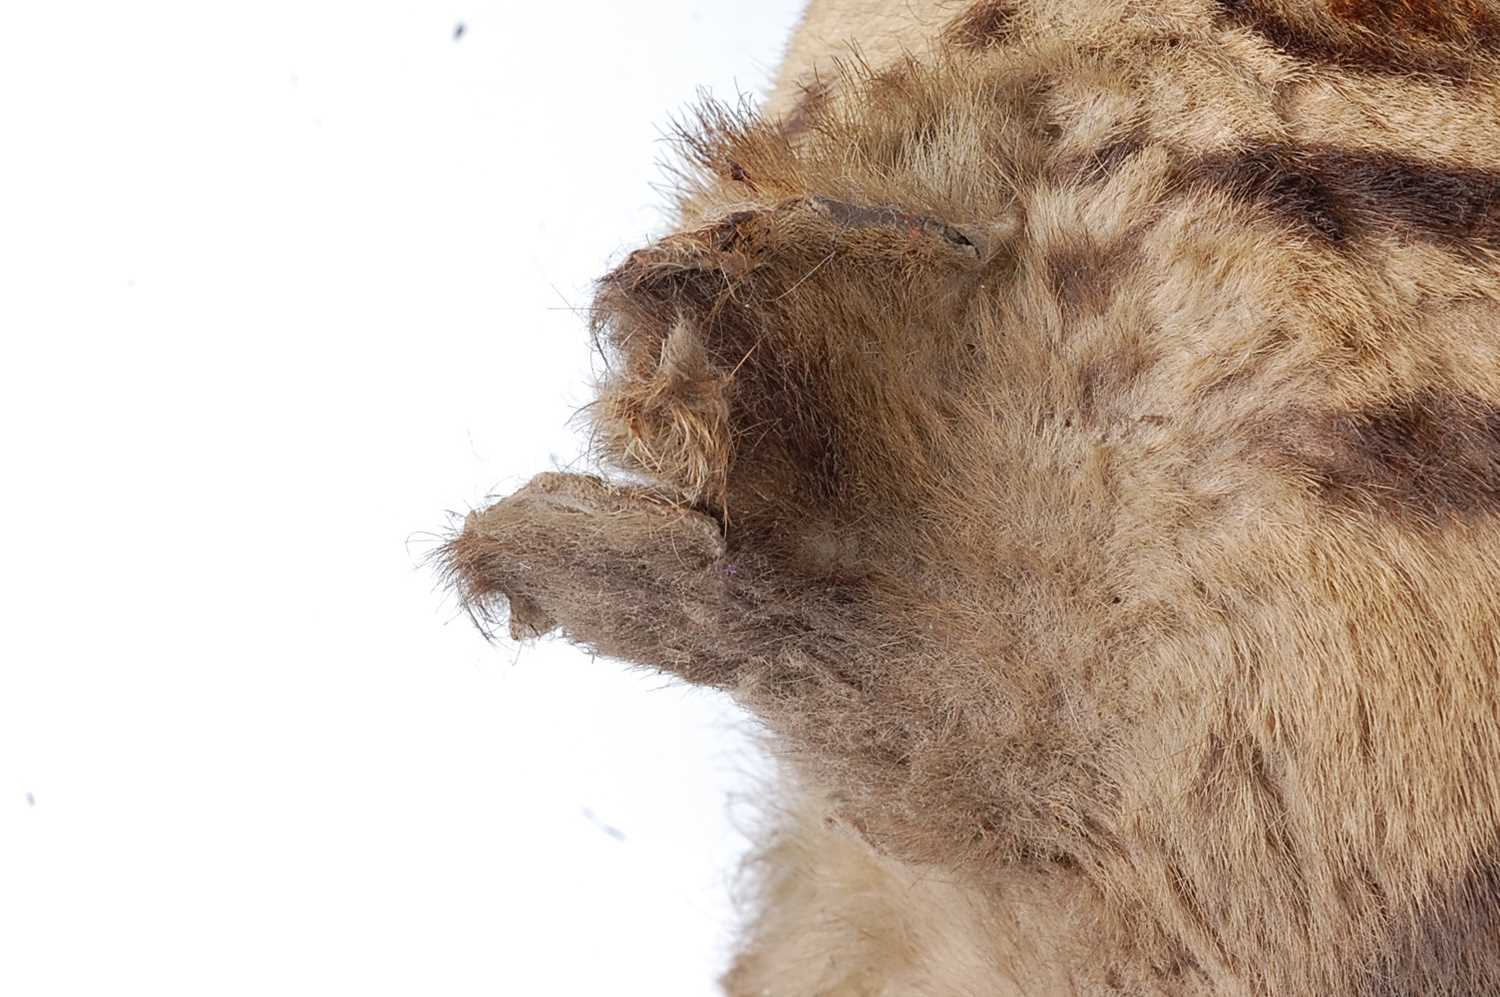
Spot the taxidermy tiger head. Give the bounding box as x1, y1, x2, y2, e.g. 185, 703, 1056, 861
441, 2, 1500, 993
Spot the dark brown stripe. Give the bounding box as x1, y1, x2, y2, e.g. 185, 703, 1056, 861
1047, 236, 1121, 316
1076, 134, 1146, 183
1074, 339, 1153, 426
1183, 145, 1500, 251
1165, 861, 1231, 962
1186, 146, 1349, 242
1280, 392, 1500, 521
1359, 852, 1500, 994
1329, 0, 1500, 45
943, 1, 1014, 50
1213, 0, 1480, 78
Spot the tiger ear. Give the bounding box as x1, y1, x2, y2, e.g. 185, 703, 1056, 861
588, 197, 1009, 517
441, 472, 738, 684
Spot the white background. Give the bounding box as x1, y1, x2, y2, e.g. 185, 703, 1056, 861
1, 2, 806, 993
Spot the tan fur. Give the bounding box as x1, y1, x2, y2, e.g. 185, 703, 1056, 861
764, 0, 953, 120
440, 1, 1500, 992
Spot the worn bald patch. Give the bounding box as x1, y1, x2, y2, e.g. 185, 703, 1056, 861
1213, 0, 1480, 78
943, 1, 1014, 51
1184, 145, 1500, 251
810, 197, 979, 255
1280, 393, 1500, 521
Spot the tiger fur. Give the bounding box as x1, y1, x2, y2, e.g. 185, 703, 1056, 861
441, 1, 1500, 992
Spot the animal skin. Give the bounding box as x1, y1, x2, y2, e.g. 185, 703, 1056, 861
441, 1, 1500, 992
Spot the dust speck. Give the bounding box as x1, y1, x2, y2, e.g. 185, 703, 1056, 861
581, 807, 627, 842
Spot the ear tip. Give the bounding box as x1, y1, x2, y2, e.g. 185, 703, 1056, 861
506, 593, 559, 641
